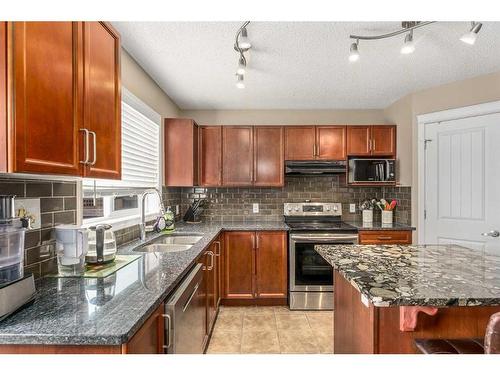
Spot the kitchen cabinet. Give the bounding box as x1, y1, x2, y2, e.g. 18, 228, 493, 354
347, 125, 396, 157
358, 230, 412, 245
255, 231, 287, 299
222, 231, 287, 302
199, 126, 222, 187
253, 126, 284, 186
222, 126, 254, 186
285, 126, 316, 160
123, 303, 165, 354
285, 126, 346, 161
0, 22, 121, 178
81, 22, 121, 179
165, 118, 199, 186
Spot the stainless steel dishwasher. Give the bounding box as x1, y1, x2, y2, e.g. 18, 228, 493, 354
164, 263, 206, 354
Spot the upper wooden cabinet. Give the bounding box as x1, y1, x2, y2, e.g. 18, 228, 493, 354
347, 125, 396, 157
82, 22, 121, 179
199, 126, 222, 187
222, 126, 254, 186
253, 126, 284, 187
0, 22, 121, 178
285, 126, 316, 160
285, 126, 346, 160
164, 118, 199, 187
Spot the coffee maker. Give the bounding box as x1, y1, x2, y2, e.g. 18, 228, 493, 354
0, 195, 36, 321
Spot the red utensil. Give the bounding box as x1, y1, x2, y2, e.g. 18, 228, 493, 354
389, 200, 397, 210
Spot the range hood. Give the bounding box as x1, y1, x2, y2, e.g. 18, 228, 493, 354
285, 160, 347, 175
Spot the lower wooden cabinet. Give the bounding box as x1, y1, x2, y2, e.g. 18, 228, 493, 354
122, 303, 165, 354
358, 230, 412, 245
222, 231, 287, 302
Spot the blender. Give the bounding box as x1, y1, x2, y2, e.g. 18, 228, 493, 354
0, 195, 36, 321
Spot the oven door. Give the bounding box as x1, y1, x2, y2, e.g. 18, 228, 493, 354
289, 232, 358, 292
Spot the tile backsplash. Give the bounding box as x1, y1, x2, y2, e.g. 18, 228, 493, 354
180, 175, 411, 225
0, 177, 77, 279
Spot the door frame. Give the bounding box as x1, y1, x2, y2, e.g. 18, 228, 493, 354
416, 100, 500, 244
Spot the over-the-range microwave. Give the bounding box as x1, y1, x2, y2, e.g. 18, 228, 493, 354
348, 159, 396, 183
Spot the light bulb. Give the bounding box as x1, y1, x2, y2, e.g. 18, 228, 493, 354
349, 41, 359, 62
460, 22, 482, 45
236, 56, 246, 75
401, 32, 415, 55
238, 27, 252, 50
236, 74, 245, 89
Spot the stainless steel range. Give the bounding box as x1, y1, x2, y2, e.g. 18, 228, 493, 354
284, 202, 358, 310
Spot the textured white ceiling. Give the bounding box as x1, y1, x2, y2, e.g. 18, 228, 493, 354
112, 22, 500, 110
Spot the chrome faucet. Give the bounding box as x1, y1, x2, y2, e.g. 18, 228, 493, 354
139, 188, 166, 241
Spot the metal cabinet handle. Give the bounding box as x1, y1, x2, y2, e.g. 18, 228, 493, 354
372, 139, 376, 151
377, 236, 393, 240
162, 313, 172, 350
255, 234, 259, 249
89, 131, 97, 166
207, 251, 214, 270
214, 241, 221, 257
79, 129, 90, 164
482, 230, 500, 238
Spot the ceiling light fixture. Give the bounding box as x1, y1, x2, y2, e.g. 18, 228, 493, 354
237, 56, 246, 75
348, 21, 482, 61
235, 74, 245, 89
234, 21, 251, 88
460, 22, 483, 45
400, 31, 415, 54
349, 40, 360, 62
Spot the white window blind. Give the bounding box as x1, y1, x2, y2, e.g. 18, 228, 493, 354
121, 101, 160, 188
83, 88, 161, 192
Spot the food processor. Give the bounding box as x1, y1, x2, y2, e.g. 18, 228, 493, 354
0, 195, 36, 321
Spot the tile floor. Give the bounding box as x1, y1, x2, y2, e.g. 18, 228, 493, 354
206, 306, 334, 354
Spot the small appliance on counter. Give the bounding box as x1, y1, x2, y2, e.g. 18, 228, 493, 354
0, 195, 36, 321
86, 224, 117, 265
55, 225, 89, 276
183, 199, 206, 223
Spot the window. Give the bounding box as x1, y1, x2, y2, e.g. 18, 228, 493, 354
82, 88, 162, 228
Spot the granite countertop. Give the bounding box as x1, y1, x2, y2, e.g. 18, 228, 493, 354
346, 222, 415, 231
315, 244, 500, 307
0, 221, 288, 346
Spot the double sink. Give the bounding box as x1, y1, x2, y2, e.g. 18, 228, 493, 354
134, 233, 204, 253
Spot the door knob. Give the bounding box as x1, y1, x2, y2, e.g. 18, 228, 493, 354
481, 230, 500, 238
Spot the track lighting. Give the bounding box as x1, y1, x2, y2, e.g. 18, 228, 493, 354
237, 56, 246, 75
349, 41, 360, 62
401, 31, 415, 54
235, 74, 245, 89
238, 27, 252, 50
460, 22, 482, 45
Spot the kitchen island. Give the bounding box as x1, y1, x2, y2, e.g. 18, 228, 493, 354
315, 244, 500, 354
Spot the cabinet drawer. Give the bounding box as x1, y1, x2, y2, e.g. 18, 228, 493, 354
359, 230, 412, 245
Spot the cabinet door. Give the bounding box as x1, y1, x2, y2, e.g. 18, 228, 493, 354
123, 303, 164, 354
205, 246, 217, 334
284, 126, 315, 160
12, 22, 82, 175
0, 22, 7, 173
223, 232, 255, 299
82, 22, 121, 179
222, 127, 253, 186
254, 126, 284, 187
165, 118, 199, 186
346, 126, 371, 156
199, 126, 222, 187
316, 126, 346, 160
255, 231, 287, 299
371, 125, 396, 156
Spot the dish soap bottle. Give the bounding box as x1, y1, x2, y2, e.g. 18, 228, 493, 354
163, 206, 175, 233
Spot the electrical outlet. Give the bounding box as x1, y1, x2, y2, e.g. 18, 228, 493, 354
252, 203, 259, 213
349, 203, 356, 213
175, 205, 180, 215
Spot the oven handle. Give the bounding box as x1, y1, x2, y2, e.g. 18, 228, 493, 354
290, 234, 359, 242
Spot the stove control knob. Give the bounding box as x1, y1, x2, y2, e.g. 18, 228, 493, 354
294, 207, 299, 212
287, 207, 292, 212
333, 205, 338, 212
326, 206, 331, 211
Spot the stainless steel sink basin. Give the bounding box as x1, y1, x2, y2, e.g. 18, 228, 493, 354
134, 244, 193, 253
155, 235, 203, 245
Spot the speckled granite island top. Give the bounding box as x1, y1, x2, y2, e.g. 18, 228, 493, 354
0, 221, 288, 346
315, 244, 500, 307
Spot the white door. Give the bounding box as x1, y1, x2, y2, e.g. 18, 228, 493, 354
424, 112, 500, 254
